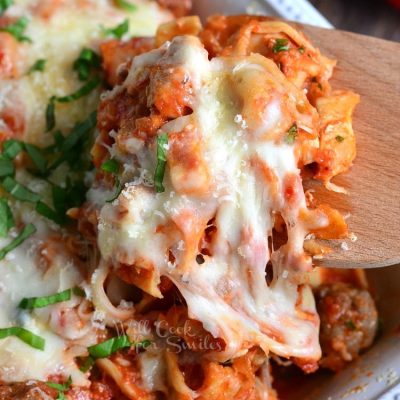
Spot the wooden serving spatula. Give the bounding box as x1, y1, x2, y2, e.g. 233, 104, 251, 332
298, 26, 400, 268
194, 2, 400, 268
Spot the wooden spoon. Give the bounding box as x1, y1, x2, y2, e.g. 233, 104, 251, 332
193, 4, 400, 268
298, 26, 400, 268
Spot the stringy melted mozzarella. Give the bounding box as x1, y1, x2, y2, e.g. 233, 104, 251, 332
0, 0, 171, 147
97, 36, 327, 361
0, 205, 92, 385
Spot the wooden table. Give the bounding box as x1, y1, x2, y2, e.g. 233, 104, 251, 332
310, 0, 400, 42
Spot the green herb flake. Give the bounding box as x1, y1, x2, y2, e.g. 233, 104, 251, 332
106, 178, 123, 203
298, 46, 305, 54
0, 198, 14, 237
36, 201, 66, 225
73, 48, 101, 81
272, 38, 289, 54
72, 287, 86, 297
345, 320, 357, 331
101, 159, 119, 174
102, 19, 129, 39
19, 288, 72, 309
0, 155, 14, 177
154, 133, 168, 193
0, 0, 13, 15
79, 356, 95, 372
65, 178, 87, 207
285, 124, 298, 144
115, 0, 137, 12
0, 223, 36, 260
2, 176, 41, 203
46, 80, 100, 130
0, 16, 31, 43
335, 135, 345, 143
3, 139, 23, 159
46, 376, 72, 399
52, 185, 67, 214
53, 131, 64, 150
80, 338, 150, 372
88, 335, 131, 359
0, 326, 45, 350
56, 76, 101, 103
28, 59, 46, 74
46, 96, 56, 132
24, 143, 47, 173
61, 111, 97, 152
2, 140, 46, 174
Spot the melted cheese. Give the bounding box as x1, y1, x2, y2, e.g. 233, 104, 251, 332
0, 0, 172, 146
97, 36, 327, 362
0, 203, 90, 385
0, 2, 173, 383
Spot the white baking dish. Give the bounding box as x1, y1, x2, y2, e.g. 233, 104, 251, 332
192, 1, 400, 398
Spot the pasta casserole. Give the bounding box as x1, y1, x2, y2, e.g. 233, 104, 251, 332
0, 4, 378, 400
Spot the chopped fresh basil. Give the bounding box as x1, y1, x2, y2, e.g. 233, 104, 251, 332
101, 159, 119, 174
81, 338, 150, 372
73, 48, 101, 81
46, 376, 72, 392
298, 46, 305, 54
102, 19, 129, 39
0, 155, 14, 177
0, 326, 45, 350
0, 198, 14, 237
52, 185, 67, 214
36, 201, 66, 225
19, 288, 72, 309
102, 158, 121, 202
285, 124, 298, 144
46, 79, 99, 131
56, 76, 101, 103
0, 16, 31, 42
115, 0, 137, 12
0, 223, 36, 260
335, 135, 345, 143
46, 96, 56, 132
1, 140, 46, 174
3, 139, 23, 159
88, 336, 150, 359
24, 143, 47, 173
28, 59, 46, 74
154, 133, 168, 193
2, 176, 41, 203
0, 0, 13, 15
37, 180, 86, 225
61, 111, 97, 152
79, 356, 95, 372
106, 178, 123, 203
65, 178, 87, 207
46, 376, 72, 400
272, 38, 289, 54
88, 335, 131, 359
73, 287, 85, 297
53, 131, 64, 150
